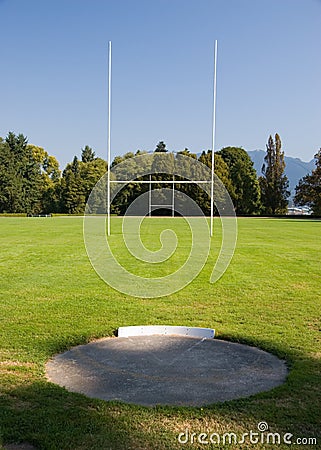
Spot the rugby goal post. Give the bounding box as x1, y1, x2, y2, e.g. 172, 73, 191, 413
107, 40, 218, 236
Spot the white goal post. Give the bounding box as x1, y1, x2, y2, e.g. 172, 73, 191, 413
107, 40, 218, 236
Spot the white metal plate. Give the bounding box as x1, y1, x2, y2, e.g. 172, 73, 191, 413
118, 325, 215, 339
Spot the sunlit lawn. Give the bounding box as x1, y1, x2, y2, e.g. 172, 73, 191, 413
0, 216, 320, 449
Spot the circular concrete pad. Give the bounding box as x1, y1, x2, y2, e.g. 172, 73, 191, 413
46, 336, 287, 407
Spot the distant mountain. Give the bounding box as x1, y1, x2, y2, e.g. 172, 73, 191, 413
247, 150, 315, 197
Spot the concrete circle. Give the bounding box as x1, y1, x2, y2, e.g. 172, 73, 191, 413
46, 336, 287, 407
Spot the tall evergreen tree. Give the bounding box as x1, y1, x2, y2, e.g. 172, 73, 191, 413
0, 138, 20, 212
60, 157, 85, 214
259, 134, 290, 215
0, 132, 43, 214
294, 148, 321, 215
81, 145, 96, 163
155, 141, 167, 153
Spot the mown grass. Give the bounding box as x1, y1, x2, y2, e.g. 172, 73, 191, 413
0, 216, 320, 449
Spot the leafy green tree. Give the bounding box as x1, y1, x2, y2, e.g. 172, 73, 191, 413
110, 151, 136, 169
197, 150, 236, 214
163, 149, 197, 216
110, 151, 150, 215
199, 151, 234, 194
294, 148, 321, 215
217, 147, 261, 214
81, 157, 107, 199
28, 144, 61, 213
60, 153, 107, 214
29, 145, 60, 181
152, 144, 174, 179
259, 134, 290, 215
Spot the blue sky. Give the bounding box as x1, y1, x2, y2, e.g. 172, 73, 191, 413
1, 0, 320, 169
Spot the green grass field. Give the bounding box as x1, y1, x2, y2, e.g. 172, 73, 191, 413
0, 216, 320, 449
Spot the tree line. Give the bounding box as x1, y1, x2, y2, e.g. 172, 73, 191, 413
0, 131, 319, 215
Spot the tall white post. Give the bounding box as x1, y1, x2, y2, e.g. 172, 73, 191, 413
107, 41, 112, 236
149, 175, 152, 217
210, 40, 218, 237
172, 175, 175, 217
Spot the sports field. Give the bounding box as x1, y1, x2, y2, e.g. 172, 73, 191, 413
0, 216, 320, 449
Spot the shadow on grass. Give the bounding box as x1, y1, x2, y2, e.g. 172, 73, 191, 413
0, 382, 166, 450
1, 336, 320, 449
